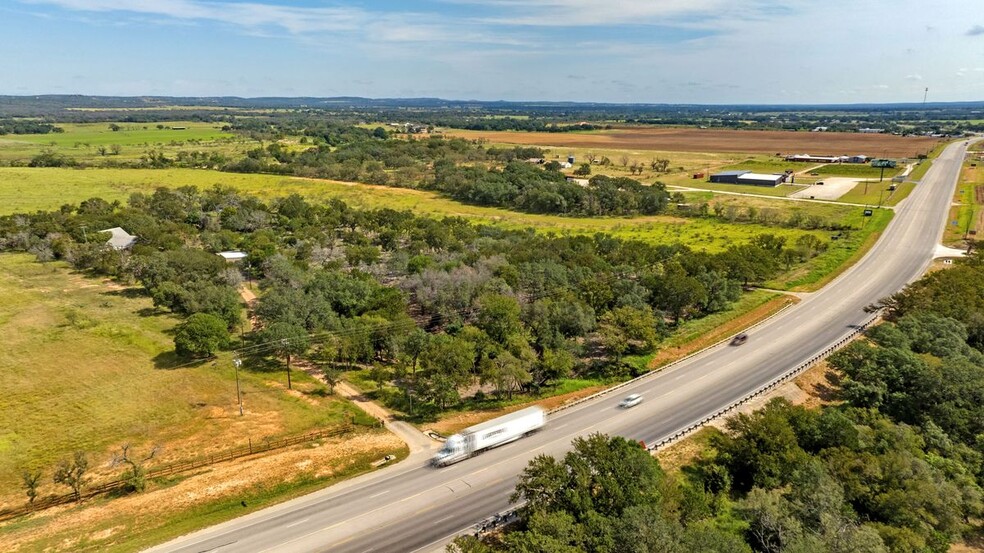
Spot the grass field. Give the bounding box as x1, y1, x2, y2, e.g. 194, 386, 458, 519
809, 163, 902, 178
837, 181, 915, 206
0, 121, 243, 165
0, 167, 841, 254
944, 164, 984, 245
0, 253, 365, 502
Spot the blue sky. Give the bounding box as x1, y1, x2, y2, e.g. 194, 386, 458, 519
2, 0, 983, 103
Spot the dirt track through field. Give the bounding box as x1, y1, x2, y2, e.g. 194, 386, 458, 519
445, 128, 941, 158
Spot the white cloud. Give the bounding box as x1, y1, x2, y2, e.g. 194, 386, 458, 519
23, 0, 367, 33
904, 74, 923, 81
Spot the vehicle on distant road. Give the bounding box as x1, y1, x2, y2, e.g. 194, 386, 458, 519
816, 181, 824, 185
431, 406, 546, 467
730, 333, 748, 346
619, 394, 643, 408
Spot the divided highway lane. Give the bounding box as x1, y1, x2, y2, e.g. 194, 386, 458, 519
150, 140, 972, 553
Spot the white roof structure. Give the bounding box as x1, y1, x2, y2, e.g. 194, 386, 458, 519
100, 227, 137, 250
217, 251, 248, 261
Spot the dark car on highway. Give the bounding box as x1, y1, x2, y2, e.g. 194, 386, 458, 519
730, 333, 748, 346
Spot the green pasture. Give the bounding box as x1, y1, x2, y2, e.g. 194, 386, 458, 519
0, 253, 361, 498
0, 121, 243, 165
809, 163, 902, 178
836, 180, 914, 206
3, 121, 233, 147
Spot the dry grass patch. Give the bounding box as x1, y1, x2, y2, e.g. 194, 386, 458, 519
0, 431, 405, 553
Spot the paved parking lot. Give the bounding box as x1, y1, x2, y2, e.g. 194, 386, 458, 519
790, 177, 861, 200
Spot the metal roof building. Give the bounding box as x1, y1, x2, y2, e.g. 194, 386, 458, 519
737, 172, 786, 186
708, 170, 785, 187
708, 170, 748, 184
100, 227, 137, 250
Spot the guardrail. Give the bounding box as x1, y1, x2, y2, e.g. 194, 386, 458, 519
463, 310, 880, 545
547, 299, 797, 417
646, 311, 880, 452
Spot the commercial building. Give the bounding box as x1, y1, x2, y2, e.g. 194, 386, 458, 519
708, 170, 787, 187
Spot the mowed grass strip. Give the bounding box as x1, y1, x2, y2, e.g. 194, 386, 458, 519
0, 253, 360, 501
835, 181, 915, 207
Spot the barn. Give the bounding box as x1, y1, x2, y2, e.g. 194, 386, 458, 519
709, 170, 786, 187
737, 172, 786, 186
708, 170, 748, 184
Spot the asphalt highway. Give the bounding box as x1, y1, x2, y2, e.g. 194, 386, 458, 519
147, 140, 972, 553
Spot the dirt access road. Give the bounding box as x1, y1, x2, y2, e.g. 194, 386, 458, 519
444, 127, 940, 158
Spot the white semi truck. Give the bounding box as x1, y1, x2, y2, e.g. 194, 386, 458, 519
431, 406, 546, 467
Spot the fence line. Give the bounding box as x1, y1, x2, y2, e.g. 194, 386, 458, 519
0, 421, 376, 522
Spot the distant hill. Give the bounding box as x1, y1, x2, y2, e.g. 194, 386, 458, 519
1, 94, 983, 116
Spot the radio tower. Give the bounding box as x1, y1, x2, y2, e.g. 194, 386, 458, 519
923, 87, 928, 107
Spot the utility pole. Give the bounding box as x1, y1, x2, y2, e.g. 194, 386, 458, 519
233, 357, 244, 416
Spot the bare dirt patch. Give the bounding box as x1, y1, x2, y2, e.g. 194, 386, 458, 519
444, 128, 941, 158
0, 431, 404, 552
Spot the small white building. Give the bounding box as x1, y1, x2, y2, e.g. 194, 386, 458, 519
217, 251, 248, 263
100, 227, 137, 250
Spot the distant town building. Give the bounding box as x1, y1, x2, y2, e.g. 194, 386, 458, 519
812, 126, 829, 132
784, 154, 841, 163
859, 128, 885, 133
100, 227, 137, 250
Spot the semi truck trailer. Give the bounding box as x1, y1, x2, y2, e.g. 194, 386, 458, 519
431, 406, 546, 467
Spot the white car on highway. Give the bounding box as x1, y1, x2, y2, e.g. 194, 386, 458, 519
619, 394, 643, 408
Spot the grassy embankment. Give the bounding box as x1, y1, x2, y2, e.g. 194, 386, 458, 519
943, 163, 984, 246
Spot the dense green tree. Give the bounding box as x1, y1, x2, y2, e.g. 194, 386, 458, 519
173, 313, 229, 358
260, 322, 310, 390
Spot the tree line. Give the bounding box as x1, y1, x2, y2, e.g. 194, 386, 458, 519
0, 119, 63, 135
0, 187, 831, 419
452, 248, 984, 553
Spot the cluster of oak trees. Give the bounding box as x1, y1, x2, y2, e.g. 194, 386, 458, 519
0, 187, 826, 418
452, 250, 984, 553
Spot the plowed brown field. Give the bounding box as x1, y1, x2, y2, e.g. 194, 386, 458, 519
445, 128, 941, 158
